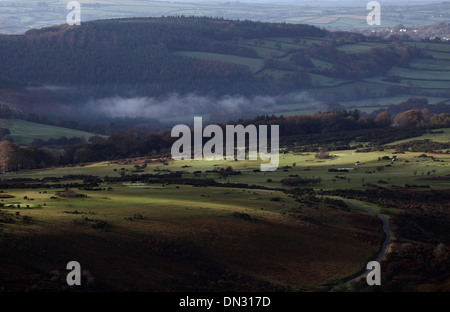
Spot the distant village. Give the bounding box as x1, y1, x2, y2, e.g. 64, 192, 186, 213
360, 21, 450, 42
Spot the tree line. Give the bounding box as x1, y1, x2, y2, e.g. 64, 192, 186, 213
1, 108, 449, 173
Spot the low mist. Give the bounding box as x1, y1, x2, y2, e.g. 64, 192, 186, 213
84, 92, 314, 125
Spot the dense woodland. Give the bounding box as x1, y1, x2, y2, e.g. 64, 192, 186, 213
0, 17, 327, 97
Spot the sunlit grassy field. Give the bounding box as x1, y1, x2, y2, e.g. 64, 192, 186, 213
11, 140, 449, 192
1, 128, 449, 291
0, 181, 379, 291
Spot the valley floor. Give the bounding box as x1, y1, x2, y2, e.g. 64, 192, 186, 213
1, 137, 449, 291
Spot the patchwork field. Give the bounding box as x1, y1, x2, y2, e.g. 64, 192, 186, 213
173, 51, 264, 73
168, 36, 450, 119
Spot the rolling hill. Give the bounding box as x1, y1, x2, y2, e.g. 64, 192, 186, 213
0, 16, 449, 124
0, 118, 99, 145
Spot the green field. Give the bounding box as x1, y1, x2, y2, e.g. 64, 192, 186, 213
410, 58, 450, 71
0, 173, 381, 291
336, 43, 384, 53
387, 127, 450, 144
0, 118, 99, 145
388, 66, 450, 81
426, 51, 450, 60
9, 130, 450, 193
16, 123, 450, 191
173, 51, 264, 73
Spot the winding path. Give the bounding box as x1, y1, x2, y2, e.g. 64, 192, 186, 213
330, 199, 392, 291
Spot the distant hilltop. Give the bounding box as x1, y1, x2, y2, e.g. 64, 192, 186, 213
1, 0, 450, 34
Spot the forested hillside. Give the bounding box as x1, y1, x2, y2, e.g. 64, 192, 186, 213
0, 16, 449, 127
0, 16, 425, 98
0, 17, 326, 97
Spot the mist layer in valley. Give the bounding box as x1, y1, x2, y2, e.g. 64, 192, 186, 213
79, 92, 315, 126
